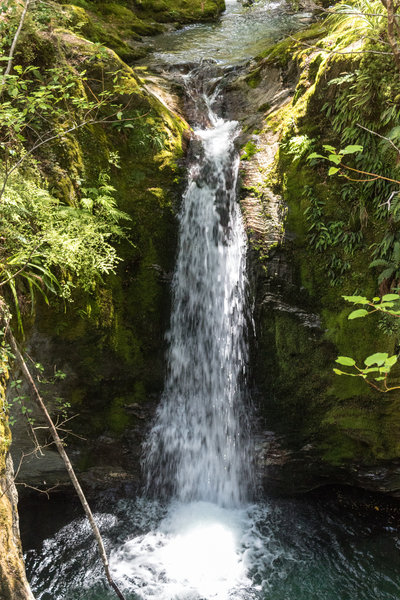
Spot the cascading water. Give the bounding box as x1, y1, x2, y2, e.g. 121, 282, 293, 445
109, 66, 258, 600
143, 64, 253, 509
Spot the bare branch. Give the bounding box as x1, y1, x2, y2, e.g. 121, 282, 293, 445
2, 0, 31, 80
356, 122, 400, 156
8, 331, 127, 600
16, 482, 61, 498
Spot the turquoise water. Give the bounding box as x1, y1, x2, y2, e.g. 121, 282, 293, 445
145, 0, 310, 66
25, 494, 400, 599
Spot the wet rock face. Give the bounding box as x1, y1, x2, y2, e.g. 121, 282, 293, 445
224, 30, 400, 498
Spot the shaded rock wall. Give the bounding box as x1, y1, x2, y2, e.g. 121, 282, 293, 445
227, 20, 400, 496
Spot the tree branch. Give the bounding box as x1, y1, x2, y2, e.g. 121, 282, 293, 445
8, 332, 127, 600
356, 122, 400, 156
2, 0, 31, 80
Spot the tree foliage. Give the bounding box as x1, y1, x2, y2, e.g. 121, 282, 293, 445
0, 1, 132, 332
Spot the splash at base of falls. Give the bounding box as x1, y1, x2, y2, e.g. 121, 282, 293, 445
26, 498, 283, 600
25, 493, 400, 600
110, 501, 257, 600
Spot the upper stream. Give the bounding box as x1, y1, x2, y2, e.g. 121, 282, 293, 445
25, 1, 400, 599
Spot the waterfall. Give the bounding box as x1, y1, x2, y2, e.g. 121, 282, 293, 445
143, 65, 253, 508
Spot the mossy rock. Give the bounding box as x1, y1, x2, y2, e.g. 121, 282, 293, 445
250, 14, 400, 489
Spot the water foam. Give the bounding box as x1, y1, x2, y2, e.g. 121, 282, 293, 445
111, 502, 255, 600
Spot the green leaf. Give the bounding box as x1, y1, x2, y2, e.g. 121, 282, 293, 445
385, 355, 398, 367
328, 154, 342, 165
343, 295, 369, 305
378, 267, 396, 284
340, 145, 363, 155
369, 259, 389, 268
307, 152, 325, 160
348, 308, 369, 319
336, 356, 356, 366
333, 368, 344, 375
382, 294, 399, 302
364, 352, 388, 367
323, 145, 336, 152
328, 166, 340, 176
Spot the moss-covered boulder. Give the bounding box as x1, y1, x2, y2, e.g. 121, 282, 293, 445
39, 0, 226, 61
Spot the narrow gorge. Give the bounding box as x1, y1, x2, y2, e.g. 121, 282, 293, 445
1, 0, 400, 598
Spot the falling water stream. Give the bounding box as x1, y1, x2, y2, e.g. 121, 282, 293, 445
25, 1, 400, 599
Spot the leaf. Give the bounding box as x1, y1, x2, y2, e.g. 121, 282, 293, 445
369, 258, 389, 268
343, 295, 369, 305
340, 144, 363, 155
328, 166, 340, 176
364, 352, 389, 367
336, 356, 356, 366
323, 145, 336, 152
333, 368, 344, 375
328, 154, 342, 165
378, 267, 396, 284
307, 152, 325, 160
348, 308, 369, 319
385, 355, 398, 367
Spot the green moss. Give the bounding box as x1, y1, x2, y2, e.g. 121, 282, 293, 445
252, 16, 400, 476
245, 67, 262, 89
131, 0, 226, 23
24, 19, 188, 449
241, 141, 259, 161
257, 24, 327, 67
107, 397, 132, 434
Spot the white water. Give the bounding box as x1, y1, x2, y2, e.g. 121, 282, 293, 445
109, 68, 256, 598
143, 113, 252, 507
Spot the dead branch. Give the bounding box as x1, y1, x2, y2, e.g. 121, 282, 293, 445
16, 482, 61, 498
8, 331, 127, 600
2, 0, 31, 80
356, 122, 400, 156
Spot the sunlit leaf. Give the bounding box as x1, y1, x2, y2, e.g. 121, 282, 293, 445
364, 352, 388, 366
348, 309, 369, 319
382, 294, 400, 302
336, 356, 356, 366
343, 295, 369, 305
340, 144, 363, 155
